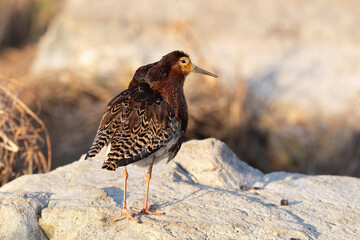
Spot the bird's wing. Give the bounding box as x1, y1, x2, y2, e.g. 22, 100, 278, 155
86, 83, 181, 169
85, 86, 133, 160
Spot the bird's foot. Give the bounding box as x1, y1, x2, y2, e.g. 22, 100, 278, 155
112, 207, 139, 223
131, 205, 164, 215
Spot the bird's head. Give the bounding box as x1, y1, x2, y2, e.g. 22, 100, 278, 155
161, 51, 218, 79
143, 51, 218, 91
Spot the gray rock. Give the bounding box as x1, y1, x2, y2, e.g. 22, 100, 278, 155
0, 192, 48, 240
0, 138, 359, 239
173, 138, 263, 188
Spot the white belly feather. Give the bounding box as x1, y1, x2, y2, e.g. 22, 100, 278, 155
133, 135, 180, 168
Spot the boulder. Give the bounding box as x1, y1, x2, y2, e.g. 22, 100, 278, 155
1, 139, 359, 239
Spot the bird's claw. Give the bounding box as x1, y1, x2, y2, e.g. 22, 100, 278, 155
112, 207, 139, 223
131, 205, 164, 215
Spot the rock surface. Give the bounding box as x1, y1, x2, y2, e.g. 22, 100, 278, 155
1, 138, 359, 240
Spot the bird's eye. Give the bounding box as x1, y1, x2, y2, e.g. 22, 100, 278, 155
180, 59, 187, 64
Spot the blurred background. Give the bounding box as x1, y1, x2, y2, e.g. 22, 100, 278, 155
1, 0, 360, 185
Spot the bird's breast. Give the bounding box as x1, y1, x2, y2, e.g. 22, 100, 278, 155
162, 87, 188, 132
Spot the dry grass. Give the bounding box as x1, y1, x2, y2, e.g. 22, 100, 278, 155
0, 83, 51, 186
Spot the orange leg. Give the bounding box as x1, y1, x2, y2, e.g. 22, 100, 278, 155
131, 157, 164, 215
112, 166, 138, 223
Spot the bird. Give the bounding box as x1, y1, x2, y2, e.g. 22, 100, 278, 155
85, 50, 218, 223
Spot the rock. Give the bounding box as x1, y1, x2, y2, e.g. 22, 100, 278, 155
0, 139, 359, 239
0, 192, 48, 240
173, 138, 263, 188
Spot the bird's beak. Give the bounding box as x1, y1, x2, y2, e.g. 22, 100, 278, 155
193, 64, 218, 78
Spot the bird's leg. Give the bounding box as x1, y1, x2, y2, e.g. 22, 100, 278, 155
131, 157, 164, 215
112, 166, 138, 223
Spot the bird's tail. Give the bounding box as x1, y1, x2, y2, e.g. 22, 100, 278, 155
102, 160, 118, 171
85, 130, 109, 160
